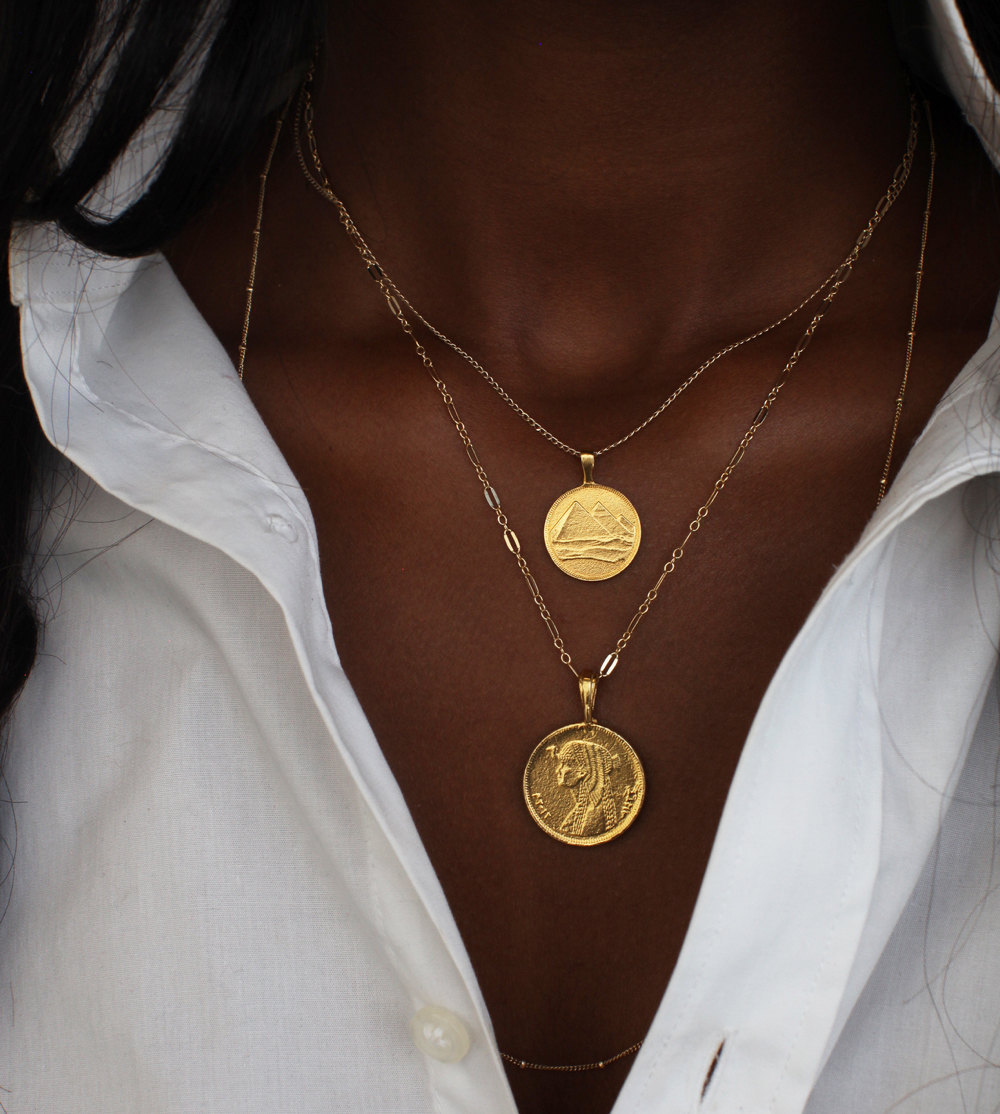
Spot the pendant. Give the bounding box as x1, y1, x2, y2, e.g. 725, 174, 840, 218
544, 454, 641, 581
523, 673, 645, 846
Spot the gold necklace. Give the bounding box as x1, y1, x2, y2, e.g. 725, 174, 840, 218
293, 78, 920, 584
240, 95, 933, 848
500, 1037, 645, 1072
404, 258, 866, 846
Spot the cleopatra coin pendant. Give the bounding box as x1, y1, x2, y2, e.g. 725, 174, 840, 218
524, 673, 646, 846
544, 454, 641, 581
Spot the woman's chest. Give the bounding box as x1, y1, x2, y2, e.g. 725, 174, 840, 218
242, 330, 950, 1113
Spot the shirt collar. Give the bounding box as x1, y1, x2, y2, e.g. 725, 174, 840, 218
12, 202, 1000, 1114
12, 216, 1000, 587
928, 0, 1000, 166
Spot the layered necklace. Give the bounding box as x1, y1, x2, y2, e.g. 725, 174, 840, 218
239, 79, 935, 852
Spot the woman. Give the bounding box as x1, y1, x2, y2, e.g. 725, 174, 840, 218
551, 737, 624, 838
2, 1, 1000, 1112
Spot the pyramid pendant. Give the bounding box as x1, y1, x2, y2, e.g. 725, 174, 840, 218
543, 454, 641, 581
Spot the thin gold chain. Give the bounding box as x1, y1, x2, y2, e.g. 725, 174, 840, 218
239, 91, 929, 687
414, 257, 862, 681
878, 106, 936, 504
285, 117, 924, 686
294, 79, 920, 459
500, 1038, 644, 1072
237, 106, 288, 381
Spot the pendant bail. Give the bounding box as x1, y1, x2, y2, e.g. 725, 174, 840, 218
578, 671, 598, 725
580, 453, 595, 486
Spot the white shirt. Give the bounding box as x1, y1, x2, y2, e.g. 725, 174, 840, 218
3, 5, 1000, 1112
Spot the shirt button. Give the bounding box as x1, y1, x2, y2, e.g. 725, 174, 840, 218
409, 1005, 471, 1063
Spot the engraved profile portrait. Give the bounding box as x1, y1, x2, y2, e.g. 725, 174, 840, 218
547, 737, 622, 837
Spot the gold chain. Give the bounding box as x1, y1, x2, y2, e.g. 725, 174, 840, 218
234, 88, 929, 687
282, 102, 925, 683
239, 83, 933, 1076
418, 302, 834, 681
294, 79, 919, 459
878, 108, 936, 503
237, 106, 287, 382
414, 265, 853, 680
500, 1038, 644, 1072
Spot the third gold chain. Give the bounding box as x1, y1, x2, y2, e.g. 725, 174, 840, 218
293, 81, 919, 583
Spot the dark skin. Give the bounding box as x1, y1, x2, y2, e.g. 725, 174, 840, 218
170, 2, 1000, 1111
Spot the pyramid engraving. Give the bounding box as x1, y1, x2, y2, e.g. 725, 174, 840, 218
552, 500, 635, 564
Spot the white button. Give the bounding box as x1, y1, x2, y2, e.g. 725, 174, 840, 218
409, 1005, 471, 1063
264, 513, 298, 542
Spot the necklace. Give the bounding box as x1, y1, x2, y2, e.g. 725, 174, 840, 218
237, 86, 935, 1077
500, 1037, 644, 1072
240, 93, 933, 848
294, 79, 920, 584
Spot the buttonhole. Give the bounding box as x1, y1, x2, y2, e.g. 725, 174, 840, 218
264, 513, 298, 542
700, 1039, 726, 1102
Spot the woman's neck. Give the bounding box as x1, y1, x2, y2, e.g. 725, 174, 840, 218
311, 0, 914, 390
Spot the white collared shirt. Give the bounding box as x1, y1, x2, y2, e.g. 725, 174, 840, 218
3, 6, 1000, 1113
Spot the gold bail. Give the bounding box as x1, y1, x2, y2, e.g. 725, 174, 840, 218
579, 671, 598, 724
580, 453, 595, 485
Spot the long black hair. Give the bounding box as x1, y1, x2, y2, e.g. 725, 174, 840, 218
0, 0, 999, 740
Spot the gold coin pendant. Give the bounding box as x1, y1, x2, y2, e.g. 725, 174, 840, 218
544, 483, 641, 581
523, 722, 646, 846
544, 454, 640, 581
